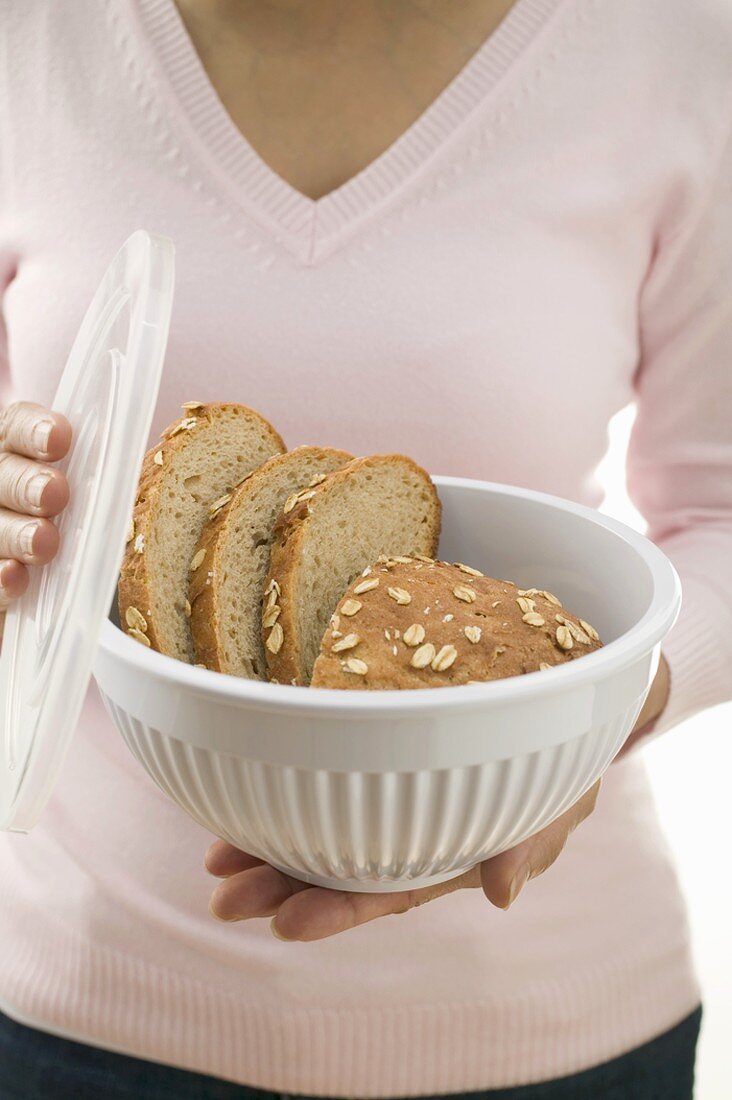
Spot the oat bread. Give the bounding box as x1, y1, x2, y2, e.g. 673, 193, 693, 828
118, 402, 285, 663
189, 446, 353, 677
264, 455, 441, 685
310, 559, 602, 689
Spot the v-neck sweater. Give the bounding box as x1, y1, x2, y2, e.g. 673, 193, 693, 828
0, 0, 730, 1093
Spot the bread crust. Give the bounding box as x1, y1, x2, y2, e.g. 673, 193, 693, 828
310, 560, 602, 689
189, 446, 353, 674
118, 403, 285, 660
263, 454, 441, 685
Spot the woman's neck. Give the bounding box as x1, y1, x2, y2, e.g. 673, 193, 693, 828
173, 0, 518, 199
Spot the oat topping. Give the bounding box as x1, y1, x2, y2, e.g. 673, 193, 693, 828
403, 623, 426, 647
453, 585, 476, 604
182, 400, 204, 411
556, 624, 573, 650
442, 613, 454, 622
522, 612, 546, 627
283, 487, 317, 514
464, 625, 482, 643
308, 472, 328, 487
209, 493, 232, 516
167, 417, 198, 437
455, 562, 484, 577
266, 622, 284, 654
125, 606, 147, 632
579, 618, 600, 641
410, 642, 436, 669
563, 619, 591, 644
353, 577, 380, 595
153, 450, 164, 465
393, 556, 414, 564
189, 548, 206, 572
127, 628, 150, 647
542, 591, 562, 606
332, 633, 360, 652
134, 533, 145, 554
183, 599, 192, 619
432, 644, 458, 671
344, 657, 368, 675
539, 662, 552, 671
341, 599, 363, 616
387, 586, 412, 605
262, 605, 281, 628
516, 596, 535, 614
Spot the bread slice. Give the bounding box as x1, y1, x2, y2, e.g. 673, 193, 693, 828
118, 403, 285, 663
189, 446, 353, 678
263, 455, 441, 685
311, 561, 603, 690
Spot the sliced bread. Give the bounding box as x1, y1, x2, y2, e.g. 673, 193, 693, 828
311, 560, 603, 690
118, 402, 285, 663
263, 455, 441, 685
189, 446, 353, 677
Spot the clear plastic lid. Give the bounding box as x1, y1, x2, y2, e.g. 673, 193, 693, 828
0, 231, 174, 831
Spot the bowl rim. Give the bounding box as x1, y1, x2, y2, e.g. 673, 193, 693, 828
97, 475, 681, 716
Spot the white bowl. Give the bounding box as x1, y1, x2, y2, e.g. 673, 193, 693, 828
93, 477, 680, 892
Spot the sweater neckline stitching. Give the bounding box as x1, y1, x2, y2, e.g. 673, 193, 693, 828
129, 0, 567, 257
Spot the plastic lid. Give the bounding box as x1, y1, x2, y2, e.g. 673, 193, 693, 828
0, 231, 174, 831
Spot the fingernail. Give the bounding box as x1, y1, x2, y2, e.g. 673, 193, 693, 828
27, 472, 53, 508
270, 918, 291, 941
19, 522, 39, 556
31, 419, 54, 455
208, 898, 235, 923
506, 866, 531, 909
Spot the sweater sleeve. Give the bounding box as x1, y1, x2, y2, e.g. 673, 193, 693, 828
627, 116, 732, 734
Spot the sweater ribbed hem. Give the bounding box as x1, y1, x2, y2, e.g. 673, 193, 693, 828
0, 911, 700, 1097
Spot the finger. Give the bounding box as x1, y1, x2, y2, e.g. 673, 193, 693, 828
0, 509, 60, 565
481, 780, 601, 910
209, 864, 310, 921
0, 453, 69, 518
273, 864, 483, 942
0, 559, 29, 609
205, 841, 265, 878
0, 403, 72, 462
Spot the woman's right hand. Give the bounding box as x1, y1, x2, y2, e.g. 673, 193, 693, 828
0, 402, 72, 612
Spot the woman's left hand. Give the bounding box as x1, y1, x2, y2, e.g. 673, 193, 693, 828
206, 657, 669, 941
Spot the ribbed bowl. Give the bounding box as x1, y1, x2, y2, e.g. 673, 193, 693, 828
94, 477, 680, 892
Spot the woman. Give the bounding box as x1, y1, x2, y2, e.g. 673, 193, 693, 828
1, 1, 728, 1096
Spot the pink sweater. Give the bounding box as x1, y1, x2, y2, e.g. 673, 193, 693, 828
1, 0, 730, 1093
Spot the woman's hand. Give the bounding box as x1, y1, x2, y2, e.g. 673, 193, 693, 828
0, 402, 71, 613
206, 657, 670, 941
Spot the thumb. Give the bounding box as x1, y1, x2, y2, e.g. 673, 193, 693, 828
480, 780, 601, 910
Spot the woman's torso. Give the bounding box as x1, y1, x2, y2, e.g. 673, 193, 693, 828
0, 0, 709, 1092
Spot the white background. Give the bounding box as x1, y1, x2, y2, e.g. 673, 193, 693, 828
599, 407, 730, 1100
